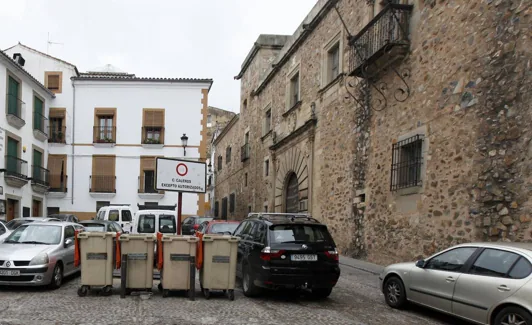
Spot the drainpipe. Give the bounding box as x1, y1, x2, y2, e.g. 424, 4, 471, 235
71, 81, 75, 205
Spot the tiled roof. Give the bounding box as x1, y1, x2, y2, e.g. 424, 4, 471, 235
0, 49, 55, 98
73, 73, 213, 84
4, 42, 80, 76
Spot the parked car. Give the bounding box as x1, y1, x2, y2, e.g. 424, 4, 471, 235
48, 214, 79, 223
78, 220, 125, 233
181, 216, 213, 235
0, 222, 83, 288
197, 220, 240, 235
5, 217, 61, 231
0, 221, 10, 243
233, 213, 340, 299
380, 242, 532, 325
133, 210, 177, 235
95, 205, 134, 233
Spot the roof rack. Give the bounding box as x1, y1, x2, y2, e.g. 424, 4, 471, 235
246, 212, 319, 223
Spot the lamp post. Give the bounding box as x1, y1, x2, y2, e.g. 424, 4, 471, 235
181, 133, 188, 157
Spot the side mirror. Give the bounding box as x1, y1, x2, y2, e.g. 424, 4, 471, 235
65, 238, 74, 247
415, 259, 425, 268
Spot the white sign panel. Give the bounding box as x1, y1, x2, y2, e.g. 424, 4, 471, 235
156, 158, 206, 193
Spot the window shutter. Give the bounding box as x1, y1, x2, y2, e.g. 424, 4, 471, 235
48, 75, 60, 89
140, 157, 156, 171
93, 156, 115, 175
49, 108, 66, 118
48, 155, 64, 188
144, 110, 164, 127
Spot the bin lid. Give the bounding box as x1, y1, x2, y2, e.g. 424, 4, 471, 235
118, 234, 156, 241
161, 234, 198, 243
78, 232, 116, 239
202, 235, 239, 242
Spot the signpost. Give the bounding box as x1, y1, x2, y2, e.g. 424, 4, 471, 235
155, 158, 206, 234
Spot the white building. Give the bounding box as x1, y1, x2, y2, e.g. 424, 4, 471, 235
0, 50, 54, 221
3, 43, 212, 220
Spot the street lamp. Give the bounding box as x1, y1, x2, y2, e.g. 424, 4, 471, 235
181, 133, 188, 156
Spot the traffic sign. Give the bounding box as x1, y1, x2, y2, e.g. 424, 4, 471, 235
155, 158, 206, 193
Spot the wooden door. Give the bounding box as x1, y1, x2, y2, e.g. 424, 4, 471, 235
32, 200, 41, 217
6, 199, 17, 221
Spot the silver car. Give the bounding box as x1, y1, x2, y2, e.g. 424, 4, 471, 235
379, 242, 532, 325
0, 222, 83, 288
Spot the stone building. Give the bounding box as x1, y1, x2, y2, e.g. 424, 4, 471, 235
213, 0, 532, 265
206, 106, 236, 158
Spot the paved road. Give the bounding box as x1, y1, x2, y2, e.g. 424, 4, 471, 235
0, 265, 470, 325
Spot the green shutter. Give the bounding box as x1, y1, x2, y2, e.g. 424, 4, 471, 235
7, 77, 19, 115
34, 97, 43, 131
6, 138, 18, 173
33, 150, 43, 181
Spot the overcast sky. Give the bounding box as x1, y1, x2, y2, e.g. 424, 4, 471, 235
0, 0, 317, 113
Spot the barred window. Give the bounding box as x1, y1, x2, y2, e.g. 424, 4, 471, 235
222, 197, 228, 220
229, 193, 235, 214
390, 135, 424, 191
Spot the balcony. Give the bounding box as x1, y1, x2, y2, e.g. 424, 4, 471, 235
33, 112, 49, 142
348, 3, 413, 79
47, 174, 68, 198
138, 175, 164, 199
93, 126, 116, 147
6, 94, 26, 129
4, 155, 28, 187
31, 165, 50, 194
141, 126, 164, 148
49, 126, 66, 144
241, 143, 250, 162
89, 175, 116, 198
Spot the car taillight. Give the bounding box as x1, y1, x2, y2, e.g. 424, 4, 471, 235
324, 248, 339, 262
260, 247, 285, 261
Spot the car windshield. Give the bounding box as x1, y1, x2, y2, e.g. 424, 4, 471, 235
138, 215, 156, 233
159, 215, 176, 233
80, 224, 106, 232
6, 219, 33, 230
270, 225, 333, 244
4, 225, 62, 245
210, 223, 239, 234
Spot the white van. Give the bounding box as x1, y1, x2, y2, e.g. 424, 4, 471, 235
132, 210, 177, 235
95, 205, 134, 233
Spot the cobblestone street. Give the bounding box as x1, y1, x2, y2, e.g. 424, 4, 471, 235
0, 264, 470, 325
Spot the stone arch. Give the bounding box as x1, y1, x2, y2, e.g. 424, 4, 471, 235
274, 147, 309, 212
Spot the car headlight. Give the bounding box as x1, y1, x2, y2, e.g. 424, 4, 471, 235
29, 253, 49, 266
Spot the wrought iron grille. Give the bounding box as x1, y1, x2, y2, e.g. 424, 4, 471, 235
348, 3, 413, 78
49, 126, 66, 143
241, 143, 250, 162
390, 135, 423, 191
32, 165, 50, 186
5, 155, 28, 178
93, 126, 116, 143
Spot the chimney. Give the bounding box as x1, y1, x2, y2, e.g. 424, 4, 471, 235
12, 53, 25, 67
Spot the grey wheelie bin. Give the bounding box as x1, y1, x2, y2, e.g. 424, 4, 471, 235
199, 235, 239, 300
159, 235, 198, 299
76, 231, 116, 297
118, 234, 156, 294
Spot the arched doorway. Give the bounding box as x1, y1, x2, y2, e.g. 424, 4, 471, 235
285, 172, 299, 213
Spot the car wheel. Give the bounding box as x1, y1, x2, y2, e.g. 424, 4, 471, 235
49, 263, 63, 290
242, 265, 260, 297
494, 306, 532, 325
311, 288, 332, 299
383, 276, 407, 309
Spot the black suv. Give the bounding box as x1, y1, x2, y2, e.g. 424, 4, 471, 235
233, 213, 340, 298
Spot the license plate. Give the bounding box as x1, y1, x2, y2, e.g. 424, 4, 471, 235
0, 270, 20, 276
291, 254, 318, 262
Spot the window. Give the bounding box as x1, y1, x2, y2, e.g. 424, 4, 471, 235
233, 221, 249, 237
248, 205, 252, 213
207, 114, 212, 127
226, 147, 232, 163
243, 99, 247, 111
241, 132, 250, 162
221, 197, 228, 220
121, 210, 132, 222
214, 201, 219, 218
229, 193, 235, 214
138, 214, 156, 233
263, 109, 271, 136
45, 71, 62, 94
144, 171, 155, 193
244, 173, 248, 187
32, 149, 45, 186
425, 247, 477, 272
91, 156, 116, 193
96, 201, 110, 213
64, 226, 75, 239
264, 205, 268, 212
7, 75, 21, 118
217, 156, 223, 171
390, 135, 424, 191
140, 156, 157, 193
159, 215, 176, 233
290, 72, 300, 107
270, 225, 333, 244
509, 258, 532, 279
328, 43, 340, 82
142, 109, 165, 144
108, 210, 119, 222
94, 108, 116, 143
5, 137, 22, 177
470, 249, 520, 278
33, 95, 45, 133
264, 159, 269, 177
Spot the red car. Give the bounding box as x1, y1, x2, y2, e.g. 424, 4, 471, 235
195, 220, 240, 236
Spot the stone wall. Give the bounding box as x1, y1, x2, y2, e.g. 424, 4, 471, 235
206, 106, 236, 157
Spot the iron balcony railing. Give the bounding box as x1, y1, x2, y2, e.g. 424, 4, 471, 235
49, 174, 68, 192
348, 3, 413, 78
90, 175, 116, 193
93, 126, 116, 143
32, 165, 50, 186
142, 126, 164, 144
4, 155, 28, 179
49, 126, 66, 143
6, 94, 25, 121
241, 143, 250, 162
33, 111, 49, 135
138, 175, 163, 194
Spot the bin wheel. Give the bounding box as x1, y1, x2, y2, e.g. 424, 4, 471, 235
101, 285, 113, 296
162, 289, 170, 298
203, 288, 210, 300
158, 283, 163, 292
228, 290, 235, 301
77, 285, 89, 297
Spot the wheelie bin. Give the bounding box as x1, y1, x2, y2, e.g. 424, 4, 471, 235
158, 235, 198, 298
76, 231, 116, 297
199, 235, 239, 300
118, 234, 156, 293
